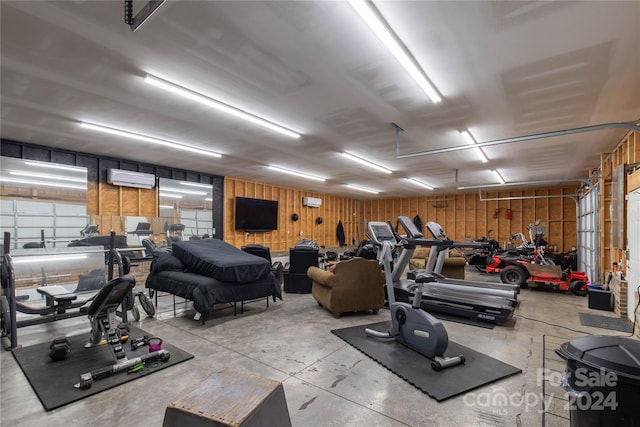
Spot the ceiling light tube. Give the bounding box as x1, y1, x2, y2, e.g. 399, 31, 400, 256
460, 130, 488, 163
144, 75, 301, 139
179, 182, 212, 189
341, 152, 392, 174
79, 122, 222, 158
406, 178, 434, 190
159, 193, 183, 199
492, 169, 506, 185
9, 171, 86, 183
0, 177, 86, 190
24, 161, 85, 172
267, 165, 326, 182
159, 187, 208, 195
159, 205, 174, 209
347, 184, 379, 194
13, 254, 87, 264
348, 0, 441, 103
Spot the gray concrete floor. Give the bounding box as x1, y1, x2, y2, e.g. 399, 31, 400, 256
0, 267, 628, 426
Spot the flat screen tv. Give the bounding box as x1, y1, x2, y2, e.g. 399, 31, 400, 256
234, 197, 278, 231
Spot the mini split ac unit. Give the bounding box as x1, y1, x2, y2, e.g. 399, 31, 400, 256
107, 169, 156, 189
303, 196, 322, 207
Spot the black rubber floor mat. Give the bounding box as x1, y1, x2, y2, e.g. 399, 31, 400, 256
331, 321, 521, 402
578, 312, 632, 332
12, 326, 194, 411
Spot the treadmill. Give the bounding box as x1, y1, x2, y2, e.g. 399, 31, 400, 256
418, 219, 521, 296
368, 218, 516, 326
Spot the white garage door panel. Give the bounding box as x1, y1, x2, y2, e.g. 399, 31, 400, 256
578, 184, 600, 284
627, 190, 640, 321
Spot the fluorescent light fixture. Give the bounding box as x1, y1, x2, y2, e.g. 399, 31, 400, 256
9, 171, 86, 183
179, 182, 212, 189
348, 0, 441, 103
205, 198, 213, 202
341, 152, 392, 174
0, 177, 86, 190
267, 165, 326, 182
159, 205, 174, 209
159, 187, 208, 196
79, 122, 222, 158
347, 184, 379, 194
406, 178, 434, 190
144, 75, 301, 139
492, 169, 506, 185
24, 161, 85, 172
460, 130, 488, 163
13, 254, 87, 264
159, 193, 183, 199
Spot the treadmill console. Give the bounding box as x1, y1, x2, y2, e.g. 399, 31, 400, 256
398, 216, 423, 238
367, 222, 396, 245
426, 221, 448, 240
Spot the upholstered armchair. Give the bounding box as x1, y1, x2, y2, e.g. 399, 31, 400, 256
408, 247, 467, 279
307, 257, 385, 318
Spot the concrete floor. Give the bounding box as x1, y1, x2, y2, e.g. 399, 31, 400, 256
0, 267, 629, 427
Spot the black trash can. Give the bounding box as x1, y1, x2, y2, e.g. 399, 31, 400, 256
556, 335, 640, 427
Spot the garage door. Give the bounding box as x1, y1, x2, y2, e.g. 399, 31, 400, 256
626, 189, 640, 320
577, 183, 600, 285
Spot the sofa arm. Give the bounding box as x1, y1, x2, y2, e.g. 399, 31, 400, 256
307, 266, 336, 288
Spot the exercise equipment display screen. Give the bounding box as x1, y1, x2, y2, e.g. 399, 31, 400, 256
368, 223, 395, 243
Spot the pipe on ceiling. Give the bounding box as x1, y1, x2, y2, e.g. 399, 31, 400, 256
396, 121, 640, 159
454, 169, 590, 191
477, 189, 577, 205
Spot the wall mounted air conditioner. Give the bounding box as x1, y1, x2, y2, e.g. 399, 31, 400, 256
107, 169, 156, 189
303, 196, 322, 207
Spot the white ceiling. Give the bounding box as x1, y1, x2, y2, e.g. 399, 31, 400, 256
1, 1, 639, 198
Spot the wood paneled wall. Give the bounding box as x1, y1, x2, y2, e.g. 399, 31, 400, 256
362, 186, 578, 253
224, 178, 362, 251
87, 182, 158, 234
599, 130, 640, 277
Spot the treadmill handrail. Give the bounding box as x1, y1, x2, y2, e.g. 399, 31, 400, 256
405, 237, 453, 248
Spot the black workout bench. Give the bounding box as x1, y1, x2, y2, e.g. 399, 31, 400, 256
36, 286, 78, 313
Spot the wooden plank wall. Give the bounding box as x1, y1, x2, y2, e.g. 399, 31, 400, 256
87, 182, 158, 234
224, 178, 362, 251
363, 186, 578, 252
86, 178, 579, 255
599, 130, 640, 278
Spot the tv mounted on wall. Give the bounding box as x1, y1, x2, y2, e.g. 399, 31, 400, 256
234, 197, 278, 231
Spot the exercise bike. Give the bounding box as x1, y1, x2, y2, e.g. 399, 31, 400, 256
365, 221, 465, 371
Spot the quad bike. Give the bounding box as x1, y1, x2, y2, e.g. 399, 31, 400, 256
524, 264, 589, 296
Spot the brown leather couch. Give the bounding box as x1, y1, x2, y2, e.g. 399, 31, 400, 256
307, 257, 385, 318
409, 247, 467, 279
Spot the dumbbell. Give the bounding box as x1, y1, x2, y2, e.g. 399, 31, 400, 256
49, 337, 71, 361
130, 335, 150, 351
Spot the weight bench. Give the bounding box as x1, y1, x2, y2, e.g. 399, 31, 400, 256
75, 275, 170, 389
16, 286, 95, 316
37, 286, 77, 312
